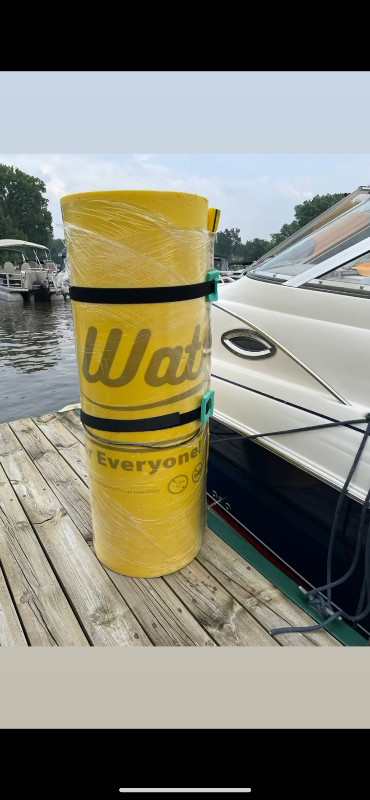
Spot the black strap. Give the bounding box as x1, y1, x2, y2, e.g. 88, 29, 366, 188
69, 280, 216, 304
80, 407, 201, 432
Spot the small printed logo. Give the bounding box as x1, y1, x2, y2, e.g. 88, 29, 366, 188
168, 475, 188, 494
192, 463, 203, 483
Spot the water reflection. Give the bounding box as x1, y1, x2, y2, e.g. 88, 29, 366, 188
0, 299, 80, 422
0, 302, 70, 372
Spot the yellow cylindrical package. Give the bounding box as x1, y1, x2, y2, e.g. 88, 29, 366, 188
60, 190, 219, 577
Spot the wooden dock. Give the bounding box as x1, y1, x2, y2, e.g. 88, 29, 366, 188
0, 410, 340, 646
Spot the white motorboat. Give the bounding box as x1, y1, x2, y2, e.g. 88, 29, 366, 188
0, 239, 61, 301
208, 186, 370, 636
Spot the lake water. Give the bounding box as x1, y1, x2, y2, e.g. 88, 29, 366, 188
0, 299, 80, 424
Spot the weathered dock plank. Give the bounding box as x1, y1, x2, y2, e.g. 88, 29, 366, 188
107, 570, 216, 647
0, 563, 28, 646
1, 422, 151, 647
10, 418, 93, 545
57, 409, 85, 444
197, 529, 339, 646
0, 458, 88, 646
34, 412, 89, 484
165, 558, 279, 646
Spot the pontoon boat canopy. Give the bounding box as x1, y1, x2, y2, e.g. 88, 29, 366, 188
0, 239, 49, 250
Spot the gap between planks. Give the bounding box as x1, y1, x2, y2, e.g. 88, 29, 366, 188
0, 561, 28, 646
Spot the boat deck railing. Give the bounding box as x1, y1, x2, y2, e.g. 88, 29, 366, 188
0, 272, 25, 291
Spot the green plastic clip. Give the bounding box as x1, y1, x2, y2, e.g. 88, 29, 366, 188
201, 389, 215, 424
206, 269, 220, 302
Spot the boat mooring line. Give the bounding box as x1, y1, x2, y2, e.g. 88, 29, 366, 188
270, 420, 370, 638
211, 373, 368, 435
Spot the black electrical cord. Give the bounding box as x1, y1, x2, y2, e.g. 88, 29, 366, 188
269, 419, 370, 636
209, 416, 370, 444
209, 413, 370, 637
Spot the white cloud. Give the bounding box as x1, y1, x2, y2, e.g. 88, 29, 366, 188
133, 153, 152, 163
45, 175, 67, 199
0, 153, 368, 242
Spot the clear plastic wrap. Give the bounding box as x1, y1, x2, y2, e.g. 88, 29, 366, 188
60, 190, 219, 577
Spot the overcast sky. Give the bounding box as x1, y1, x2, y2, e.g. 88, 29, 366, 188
1, 152, 370, 242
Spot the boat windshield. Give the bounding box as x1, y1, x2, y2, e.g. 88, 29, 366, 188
248, 194, 370, 282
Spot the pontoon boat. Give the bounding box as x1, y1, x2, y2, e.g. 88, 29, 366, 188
0, 240, 60, 302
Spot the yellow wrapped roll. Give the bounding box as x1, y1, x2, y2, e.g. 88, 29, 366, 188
61, 190, 219, 577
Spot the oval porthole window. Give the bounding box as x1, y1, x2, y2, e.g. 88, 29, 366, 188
221, 328, 276, 360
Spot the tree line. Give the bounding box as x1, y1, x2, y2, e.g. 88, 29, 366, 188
0, 162, 349, 266
0, 163, 64, 262
215, 192, 348, 263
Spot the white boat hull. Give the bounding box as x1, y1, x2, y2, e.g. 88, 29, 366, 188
211, 278, 370, 504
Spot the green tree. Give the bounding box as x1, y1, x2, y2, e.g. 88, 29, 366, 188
237, 237, 270, 263
268, 192, 348, 249
215, 227, 242, 259
0, 204, 22, 239
294, 193, 348, 228
0, 164, 53, 245
215, 191, 351, 263
49, 237, 65, 262
269, 221, 300, 248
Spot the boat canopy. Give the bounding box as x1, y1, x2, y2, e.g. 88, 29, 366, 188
0, 239, 49, 250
